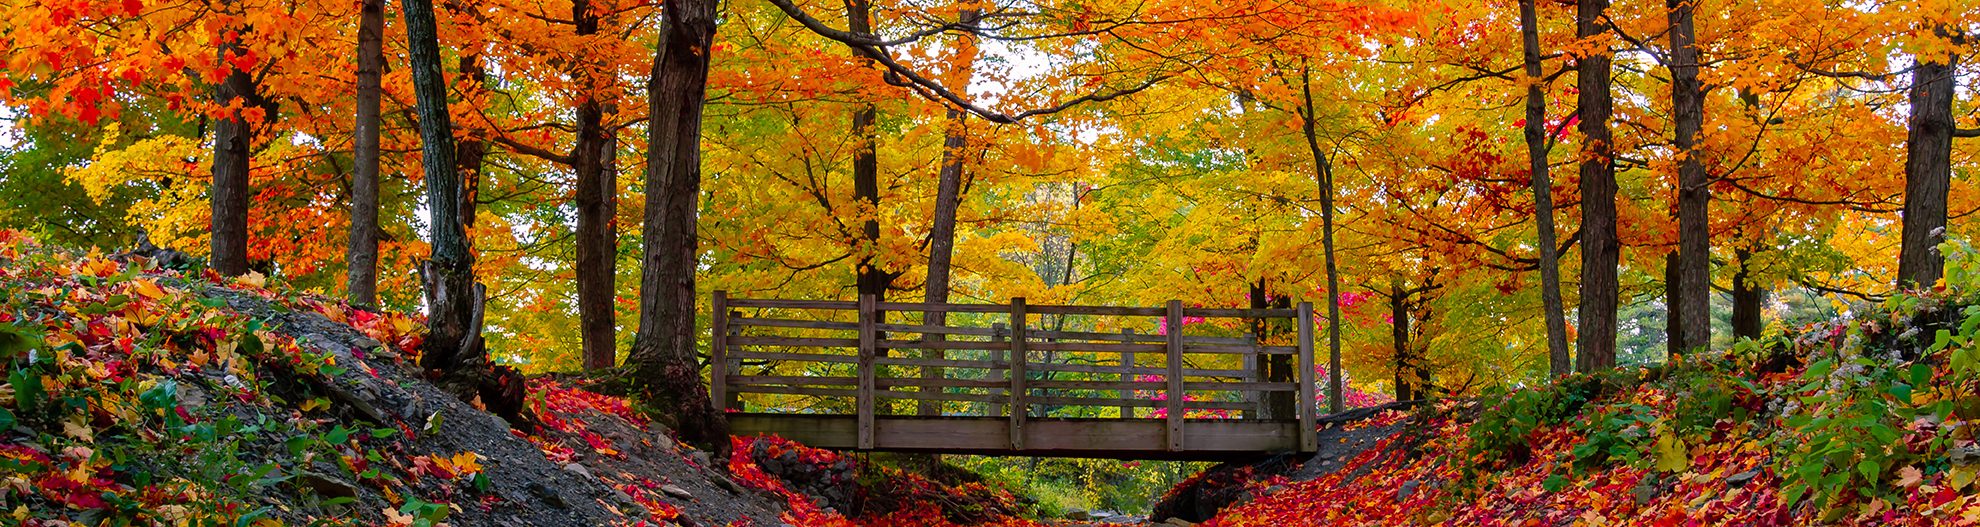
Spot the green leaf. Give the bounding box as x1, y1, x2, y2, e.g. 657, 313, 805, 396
1857, 459, 1881, 485
1912, 363, 1934, 387
1541, 474, 1569, 492
9, 367, 43, 414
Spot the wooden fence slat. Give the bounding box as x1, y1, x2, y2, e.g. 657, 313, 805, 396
877, 339, 1013, 351
874, 323, 1003, 337
872, 356, 1001, 370
729, 336, 862, 347
730, 317, 860, 330
1166, 300, 1184, 452
1119, 329, 1136, 419
1009, 298, 1028, 450
729, 298, 858, 309
1026, 342, 1166, 353
728, 375, 858, 386
1298, 301, 1317, 452
734, 385, 860, 398
1027, 380, 1166, 390
1025, 362, 1252, 378
874, 390, 1009, 404
1184, 344, 1301, 355
988, 323, 1007, 416
1025, 304, 1167, 316
728, 351, 860, 364
1028, 329, 1167, 343
1182, 308, 1299, 318
873, 301, 1010, 314
857, 294, 877, 450
711, 292, 732, 411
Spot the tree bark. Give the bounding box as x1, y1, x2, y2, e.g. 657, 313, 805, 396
1520, 0, 1570, 377
628, 0, 726, 453
1299, 64, 1345, 413
456, 55, 488, 230
1731, 247, 1765, 340
1898, 30, 1959, 289
574, 0, 618, 370
1248, 279, 1294, 417
918, 8, 981, 417
1664, 250, 1682, 354
1388, 280, 1417, 402
1668, 0, 1711, 354
845, 0, 895, 303
347, 0, 384, 306
1574, 0, 1619, 373
209, 0, 266, 278
401, 0, 480, 382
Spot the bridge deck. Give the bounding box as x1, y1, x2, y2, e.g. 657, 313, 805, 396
709, 293, 1331, 458
729, 414, 1305, 461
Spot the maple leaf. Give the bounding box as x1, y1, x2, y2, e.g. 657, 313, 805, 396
1897, 465, 1923, 488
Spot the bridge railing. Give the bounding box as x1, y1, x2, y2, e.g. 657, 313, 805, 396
708, 292, 1318, 452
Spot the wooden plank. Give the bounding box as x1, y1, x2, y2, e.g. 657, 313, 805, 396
728, 351, 860, 364
731, 385, 859, 398
988, 323, 1007, 416
727, 415, 1304, 459
1009, 298, 1028, 450
1184, 344, 1300, 355
1026, 304, 1167, 316
1182, 381, 1300, 392
873, 301, 1009, 314
1028, 380, 1166, 391
729, 298, 857, 310
710, 291, 731, 411
1183, 307, 1299, 318
1027, 361, 1251, 378
728, 375, 858, 386
875, 389, 1008, 404
729, 336, 861, 348
1030, 329, 1167, 343
1027, 341, 1165, 353
872, 356, 1001, 370
1166, 300, 1185, 452
1119, 329, 1136, 420
878, 377, 1007, 389
874, 323, 1002, 337
857, 294, 876, 450
1298, 301, 1317, 452
878, 339, 1012, 351
731, 317, 859, 331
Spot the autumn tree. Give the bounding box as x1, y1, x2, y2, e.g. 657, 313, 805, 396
1575, 0, 1619, 372
628, 0, 726, 450
347, 0, 386, 306
401, 0, 486, 386
1519, 0, 1570, 376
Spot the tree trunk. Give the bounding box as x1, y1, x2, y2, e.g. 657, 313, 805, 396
1731, 247, 1765, 340
1299, 64, 1345, 414
846, 0, 893, 303
456, 55, 488, 230
628, 0, 726, 453
210, 0, 264, 278
1248, 279, 1294, 417
346, 0, 383, 306
1898, 33, 1959, 289
1388, 280, 1417, 402
1668, 0, 1711, 353
574, 0, 618, 370
1520, 0, 1570, 377
1574, 0, 1619, 373
401, 0, 481, 384
1664, 250, 1682, 355
918, 8, 981, 417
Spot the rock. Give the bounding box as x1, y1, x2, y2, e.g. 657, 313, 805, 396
1725, 470, 1759, 488
292, 471, 359, 500
653, 432, 677, 452
713, 475, 742, 494
662, 484, 694, 501
691, 451, 713, 467
1164, 519, 1197, 527
528, 480, 569, 509
563, 463, 593, 479
1397, 479, 1420, 500
1066, 509, 1090, 520
1632, 474, 1661, 506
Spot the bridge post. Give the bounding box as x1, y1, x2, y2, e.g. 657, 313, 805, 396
1008, 298, 1028, 450
1298, 301, 1317, 452
988, 323, 1007, 416
857, 294, 877, 450
710, 291, 731, 411
1119, 328, 1135, 419
1165, 300, 1184, 452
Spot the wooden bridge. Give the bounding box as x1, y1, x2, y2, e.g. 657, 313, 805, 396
709, 292, 1324, 460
